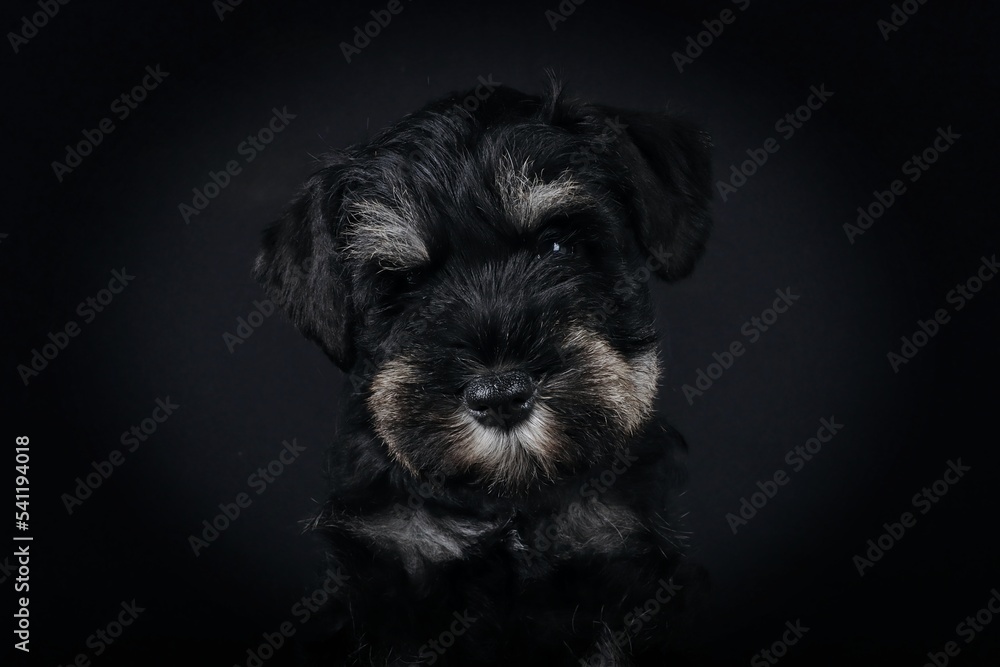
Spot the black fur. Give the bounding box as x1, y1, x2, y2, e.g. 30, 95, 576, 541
254, 80, 713, 666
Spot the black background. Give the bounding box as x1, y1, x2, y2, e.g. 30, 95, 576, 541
4, 0, 998, 665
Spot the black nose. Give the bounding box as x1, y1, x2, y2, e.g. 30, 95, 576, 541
463, 371, 535, 428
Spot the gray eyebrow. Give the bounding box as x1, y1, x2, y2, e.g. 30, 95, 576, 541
342, 193, 430, 268
496, 158, 597, 231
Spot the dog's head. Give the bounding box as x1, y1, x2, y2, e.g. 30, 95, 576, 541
255, 80, 712, 490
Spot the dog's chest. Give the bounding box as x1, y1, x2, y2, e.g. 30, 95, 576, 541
345, 498, 647, 577
508, 498, 648, 563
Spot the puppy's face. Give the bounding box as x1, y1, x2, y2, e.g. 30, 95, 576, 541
255, 83, 712, 491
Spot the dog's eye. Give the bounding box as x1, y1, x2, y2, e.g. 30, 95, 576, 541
395, 266, 427, 288
536, 240, 575, 259
375, 266, 426, 295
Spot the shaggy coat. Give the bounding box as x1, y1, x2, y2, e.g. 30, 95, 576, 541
254, 79, 713, 666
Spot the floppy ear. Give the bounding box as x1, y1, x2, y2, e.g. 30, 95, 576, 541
600, 108, 713, 281
253, 159, 355, 369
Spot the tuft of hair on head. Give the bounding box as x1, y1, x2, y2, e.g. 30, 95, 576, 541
539, 68, 574, 126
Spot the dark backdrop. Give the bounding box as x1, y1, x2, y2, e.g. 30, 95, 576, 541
4, 1, 998, 665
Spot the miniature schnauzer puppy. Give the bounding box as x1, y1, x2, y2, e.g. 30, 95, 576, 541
254, 77, 713, 666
